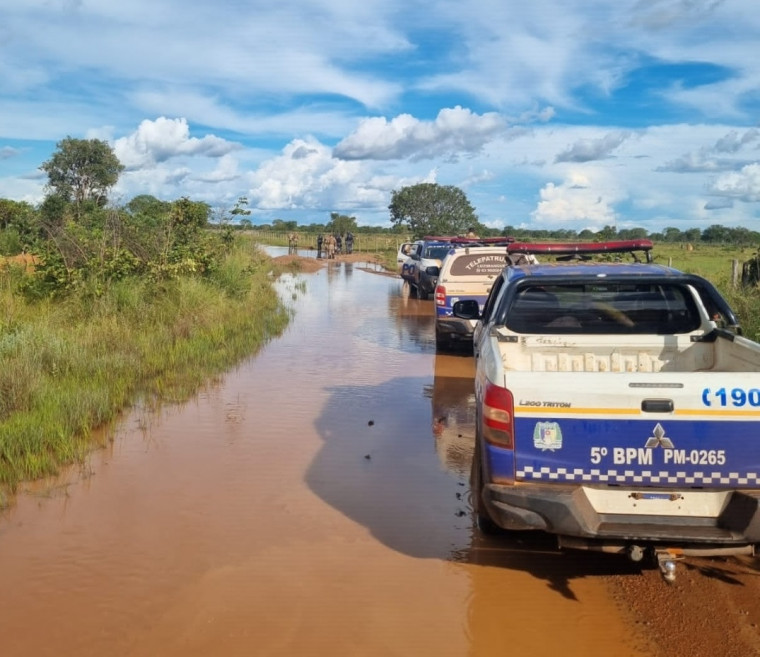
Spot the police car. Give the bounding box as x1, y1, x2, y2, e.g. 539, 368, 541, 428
399, 238, 455, 300
455, 239, 760, 582
434, 243, 515, 350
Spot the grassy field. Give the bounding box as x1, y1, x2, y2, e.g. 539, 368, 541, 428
649, 243, 760, 339
0, 240, 291, 499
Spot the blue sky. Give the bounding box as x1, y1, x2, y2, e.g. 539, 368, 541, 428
1, 0, 759, 233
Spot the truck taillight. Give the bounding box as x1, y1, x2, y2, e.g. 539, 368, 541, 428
435, 285, 446, 306
482, 380, 514, 448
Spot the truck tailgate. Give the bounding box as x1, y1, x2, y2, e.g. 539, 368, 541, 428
508, 371, 760, 488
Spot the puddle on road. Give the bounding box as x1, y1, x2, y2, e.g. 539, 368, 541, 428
0, 250, 648, 657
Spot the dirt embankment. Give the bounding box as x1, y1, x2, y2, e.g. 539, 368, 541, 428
272, 251, 390, 274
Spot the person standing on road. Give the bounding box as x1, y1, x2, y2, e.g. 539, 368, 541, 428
317, 233, 323, 258
336, 234, 342, 256
325, 234, 336, 259
346, 232, 354, 254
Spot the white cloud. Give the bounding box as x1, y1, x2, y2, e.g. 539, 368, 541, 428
657, 127, 760, 172
3, 0, 406, 113
113, 117, 239, 169
0, 147, 21, 160
194, 154, 241, 184
248, 138, 387, 212
629, 0, 725, 31
709, 163, 760, 202
531, 172, 622, 228
333, 107, 506, 161
555, 132, 631, 163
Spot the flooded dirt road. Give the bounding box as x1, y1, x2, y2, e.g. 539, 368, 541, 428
2, 249, 760, 657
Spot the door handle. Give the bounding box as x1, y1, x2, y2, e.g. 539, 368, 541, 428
641, 399, 674, 413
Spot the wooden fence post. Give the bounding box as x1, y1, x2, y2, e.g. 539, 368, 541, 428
732, 259, 739, 288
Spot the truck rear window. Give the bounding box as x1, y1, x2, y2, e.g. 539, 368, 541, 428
425, 246, 453, 260
506, 283, 701, 334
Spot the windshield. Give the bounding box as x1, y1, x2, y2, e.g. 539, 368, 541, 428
505, 283, 701, 334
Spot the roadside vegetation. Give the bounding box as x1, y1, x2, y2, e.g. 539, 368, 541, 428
0, 138, 290, 498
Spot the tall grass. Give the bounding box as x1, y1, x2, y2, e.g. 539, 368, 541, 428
651, 243, 760, 339
0, 243, 289, 492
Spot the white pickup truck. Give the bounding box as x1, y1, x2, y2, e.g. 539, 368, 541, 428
454, 239, 760, 581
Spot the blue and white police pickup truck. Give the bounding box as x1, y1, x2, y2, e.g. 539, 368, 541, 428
400, 236, 499, 300
399, 238, 453, 300
454, 239, 760, 581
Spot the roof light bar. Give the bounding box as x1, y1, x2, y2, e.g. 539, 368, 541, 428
507, 239, 653, 261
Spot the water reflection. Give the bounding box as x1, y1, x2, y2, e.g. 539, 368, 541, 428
426, 353, 477, 478
387, 290, 436, 353
263, 244, 319, 259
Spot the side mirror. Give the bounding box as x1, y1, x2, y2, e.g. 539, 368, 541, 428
453, 299, 481, 320
425, 266, 440, 276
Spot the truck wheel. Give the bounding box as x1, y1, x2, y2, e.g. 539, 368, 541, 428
417, 287, 429, 300
435, 330, 451, 352
470, 441, 502, 535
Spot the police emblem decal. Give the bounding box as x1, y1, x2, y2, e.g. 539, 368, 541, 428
533, 422, 563, 451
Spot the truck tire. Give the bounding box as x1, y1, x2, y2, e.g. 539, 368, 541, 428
435, 329, 451, 352
470, 440, 502, 535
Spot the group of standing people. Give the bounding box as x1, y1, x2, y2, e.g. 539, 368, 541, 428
316, 232, 354, 259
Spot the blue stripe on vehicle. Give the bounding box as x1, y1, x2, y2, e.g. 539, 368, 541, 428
511, 417, 760, 487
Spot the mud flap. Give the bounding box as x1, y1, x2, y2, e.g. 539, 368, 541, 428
719, 492, 760, 541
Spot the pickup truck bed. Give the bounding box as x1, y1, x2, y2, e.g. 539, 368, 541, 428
491, 328, 755, 373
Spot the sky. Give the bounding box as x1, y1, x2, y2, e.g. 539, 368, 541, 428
1, 0, 759, 233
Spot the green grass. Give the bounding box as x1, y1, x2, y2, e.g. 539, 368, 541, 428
0, 242, 290, 492
650, 243, 760, 340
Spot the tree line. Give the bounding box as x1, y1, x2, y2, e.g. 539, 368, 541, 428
2, 138, 758, 297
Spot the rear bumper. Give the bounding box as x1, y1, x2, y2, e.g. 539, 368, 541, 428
436, 316, 475, 338
483, 482, 760, 547
419, 274, 438, 294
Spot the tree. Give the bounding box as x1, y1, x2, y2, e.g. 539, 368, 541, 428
388, 183, 478, 238
701, 224, 730, 243
597, 225, 618, 240
327, 212, 357, 236
126, 195, 171, 219
662, 227, 684, 243
0, 199, 38, 255
40, 137, 124, 218
617, 227, 648, 240
229, 196, 251, 224
272, 219, 297, 231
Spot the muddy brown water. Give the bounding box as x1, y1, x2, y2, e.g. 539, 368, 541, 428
5, 247, 750, 657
